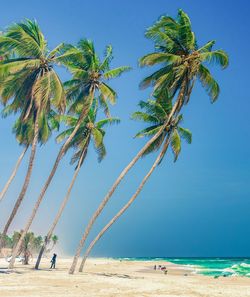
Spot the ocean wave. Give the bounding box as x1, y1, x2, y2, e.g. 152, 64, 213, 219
240, 263, 250, 268
116, 258, 250, 276
166, 258, 250, 277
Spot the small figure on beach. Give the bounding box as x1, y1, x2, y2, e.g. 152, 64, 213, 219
50, 253, 57, 269
154, 265, 156, 270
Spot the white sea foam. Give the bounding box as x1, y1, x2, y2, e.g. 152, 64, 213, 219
240, 263, 250, 268
223, 268, 234, 273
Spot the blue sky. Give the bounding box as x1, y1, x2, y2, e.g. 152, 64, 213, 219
0, 0, 249, 257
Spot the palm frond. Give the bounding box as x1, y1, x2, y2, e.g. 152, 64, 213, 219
177, 9, 196, 50
139, 52, 181, 66
200, 50, 229, 69
56, 128, 75, 143
99, 45, 113, 71
131, 111, 159, 124
134, 125, 161, 138
99, 82, 117, 105
198, 40, 215, 53
198, 64, 220, 102
96, 117, 120, 128
178, 127, 192, 144
103, 66, 131, 80
171, 129, 181, 161
141, 132, 166, 157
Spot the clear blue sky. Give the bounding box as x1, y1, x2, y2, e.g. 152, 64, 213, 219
0, 0, 249, 257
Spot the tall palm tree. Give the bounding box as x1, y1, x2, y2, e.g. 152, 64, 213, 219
35, 101, 120, 269
0, 19, 67, 251
9, 40, 130, 269
78, 97, 192, 271
68, 9, 228, 274
0, 110, 60, 250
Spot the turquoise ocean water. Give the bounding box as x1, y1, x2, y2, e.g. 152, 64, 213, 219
115, 257, 250, 277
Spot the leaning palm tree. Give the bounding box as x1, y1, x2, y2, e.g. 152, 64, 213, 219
9, 40, 130, 269
79, 99, 192, 271
68, 9, 228, 274
35, 100, 120, 269
0, 19, 67, 251
0, 110, 60, 250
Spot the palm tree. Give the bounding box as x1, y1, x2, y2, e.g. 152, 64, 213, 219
0, 110, 60, 251
68, 9, 228, 274
78, 97, 191, 270
9, 231, 50, 265
9, 40, 130, 269
0, 20, 67, 251
35, 101, 120, 269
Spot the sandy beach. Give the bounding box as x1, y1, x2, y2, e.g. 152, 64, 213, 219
0, 258, 249, 297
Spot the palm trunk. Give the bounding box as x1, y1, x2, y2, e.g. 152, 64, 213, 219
0, 112, 40, 252
8, 99, 93, 269
68, 98, 181, 274
78, 138, 170, 271
0, 146, 28, 203
35, 148, 86, 270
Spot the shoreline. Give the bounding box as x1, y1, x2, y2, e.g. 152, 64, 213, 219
1, 257, 250, 297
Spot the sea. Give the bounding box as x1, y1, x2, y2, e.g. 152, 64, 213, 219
115, 257, 250, 277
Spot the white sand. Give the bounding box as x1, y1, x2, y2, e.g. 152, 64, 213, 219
0, 258, 250, 297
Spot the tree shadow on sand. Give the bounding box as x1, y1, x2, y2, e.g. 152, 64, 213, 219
89, 272, 144, 279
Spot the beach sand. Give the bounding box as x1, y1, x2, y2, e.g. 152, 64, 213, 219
0, 257, 250, 297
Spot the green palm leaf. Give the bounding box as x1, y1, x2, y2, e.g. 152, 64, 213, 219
200, 50, 229, 69
131, 111, 159, 124
198, 64, 220, 102
103, 66, 131, 80
96, 118, 120, 128
98, 83, 117, 105
140, 52, 181, 66
177, 9, 196, 50
178, 127, 192, 144
171, 129, 181, 161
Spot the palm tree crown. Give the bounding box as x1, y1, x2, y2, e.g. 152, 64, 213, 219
140, 9, 229, 105
57, 99, 120, 164
0, 19, 67, 120
132, 93, 192, 161
62, 39, 131, 117
11, 110, 60, 147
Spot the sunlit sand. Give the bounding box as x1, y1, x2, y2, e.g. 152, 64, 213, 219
0, 258, 249, 297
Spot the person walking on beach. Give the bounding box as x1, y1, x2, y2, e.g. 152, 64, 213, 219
50, 253, 57, 269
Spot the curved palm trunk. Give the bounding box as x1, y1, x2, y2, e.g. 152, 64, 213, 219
0, 113, 40, 251
35, 148, 86, 269
78, 138, 170, 271
68, 98, 181, 274
8, 101, 93, 269
0, 146, 28, 202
